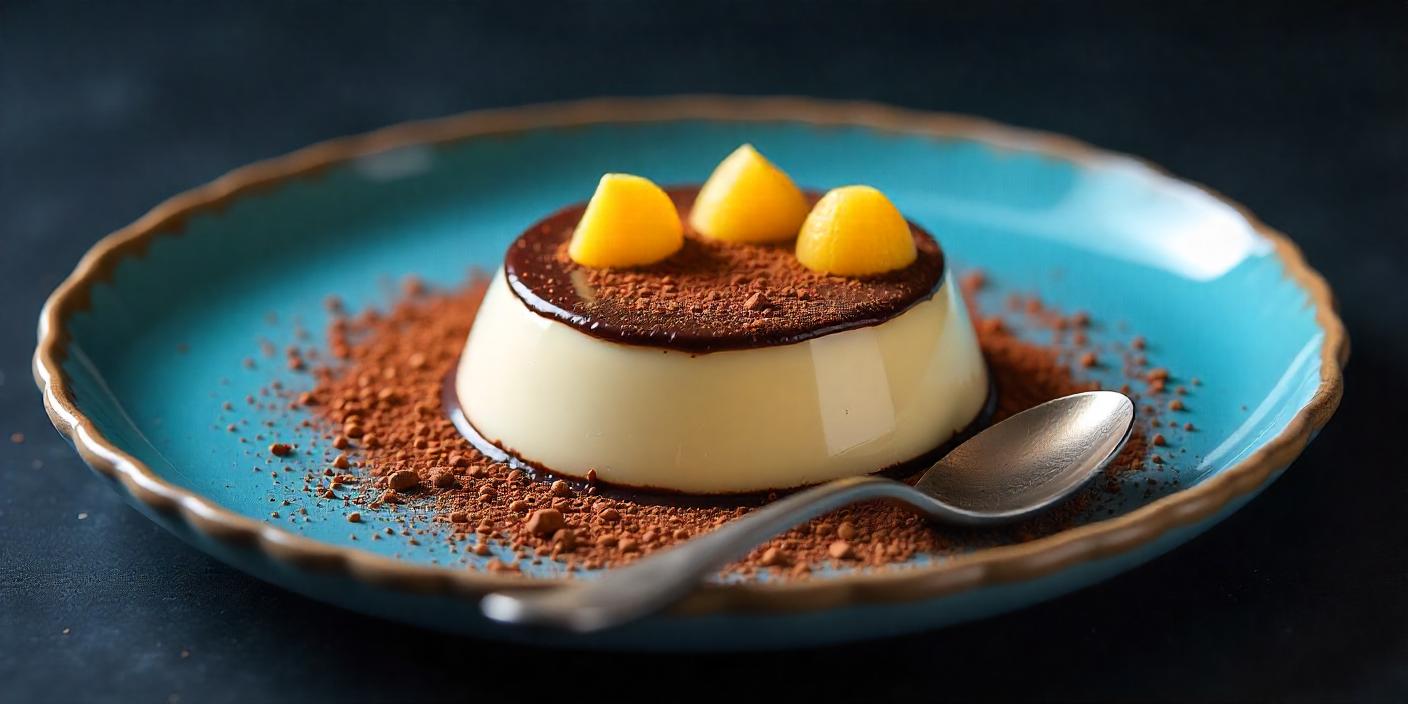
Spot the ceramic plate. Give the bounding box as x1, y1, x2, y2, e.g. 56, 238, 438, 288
35, 97, 1346, 649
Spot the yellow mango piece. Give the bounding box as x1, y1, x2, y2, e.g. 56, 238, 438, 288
568, 174, 684, 268
795, 186, 917, 276
689, 144, 809, 243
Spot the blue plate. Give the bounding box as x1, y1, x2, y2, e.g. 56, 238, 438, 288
35, 97, 1346, 649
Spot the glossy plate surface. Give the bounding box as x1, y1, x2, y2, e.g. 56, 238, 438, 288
35, 97, 1345, 649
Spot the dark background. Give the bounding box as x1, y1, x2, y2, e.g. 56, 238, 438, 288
2, 2, 1405, 701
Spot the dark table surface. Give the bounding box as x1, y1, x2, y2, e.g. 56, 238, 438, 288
2, 2, 1405, 702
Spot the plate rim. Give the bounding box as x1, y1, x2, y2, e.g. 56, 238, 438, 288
32, 95, 1349, 616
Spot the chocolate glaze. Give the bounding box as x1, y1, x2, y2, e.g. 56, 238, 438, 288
505, 186, 947, 353
442, 372, 996, 508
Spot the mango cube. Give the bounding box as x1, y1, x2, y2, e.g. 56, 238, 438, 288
689, 144, 809, 243
795, 186, 917, 276
568, 174, 684, 268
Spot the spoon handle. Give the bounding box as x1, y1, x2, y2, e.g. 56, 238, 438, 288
480, 475, 931, 632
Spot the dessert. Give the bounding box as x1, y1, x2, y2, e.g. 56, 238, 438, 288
231, 150, 1195, 578
452, 146, 989, 494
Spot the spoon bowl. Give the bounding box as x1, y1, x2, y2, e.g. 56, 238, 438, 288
482, 391, 1135, 632
915, 390, 1135, 523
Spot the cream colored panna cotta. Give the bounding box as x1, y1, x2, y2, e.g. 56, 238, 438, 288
454, 150, 988, 494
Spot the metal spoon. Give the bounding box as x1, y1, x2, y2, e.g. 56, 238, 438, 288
481, 390, 1134, 633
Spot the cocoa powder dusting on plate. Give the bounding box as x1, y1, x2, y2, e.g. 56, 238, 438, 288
270, 272, 1186, 578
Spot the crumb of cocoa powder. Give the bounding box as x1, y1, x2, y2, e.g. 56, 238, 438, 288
273, 270, 1184, 577
387, 470, 419, 491
526, 509, 564, 536
759, 547, 787, 566
959, 270, 987, 292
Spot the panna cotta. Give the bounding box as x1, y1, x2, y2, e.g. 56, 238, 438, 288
453, 157, 989, 493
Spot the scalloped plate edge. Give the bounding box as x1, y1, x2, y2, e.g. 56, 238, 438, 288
33, 95, 1348, 617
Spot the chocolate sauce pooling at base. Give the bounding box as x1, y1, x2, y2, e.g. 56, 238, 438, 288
505, 186, 947, 353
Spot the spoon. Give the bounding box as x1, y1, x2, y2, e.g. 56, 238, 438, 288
480, 390, 1134, 633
